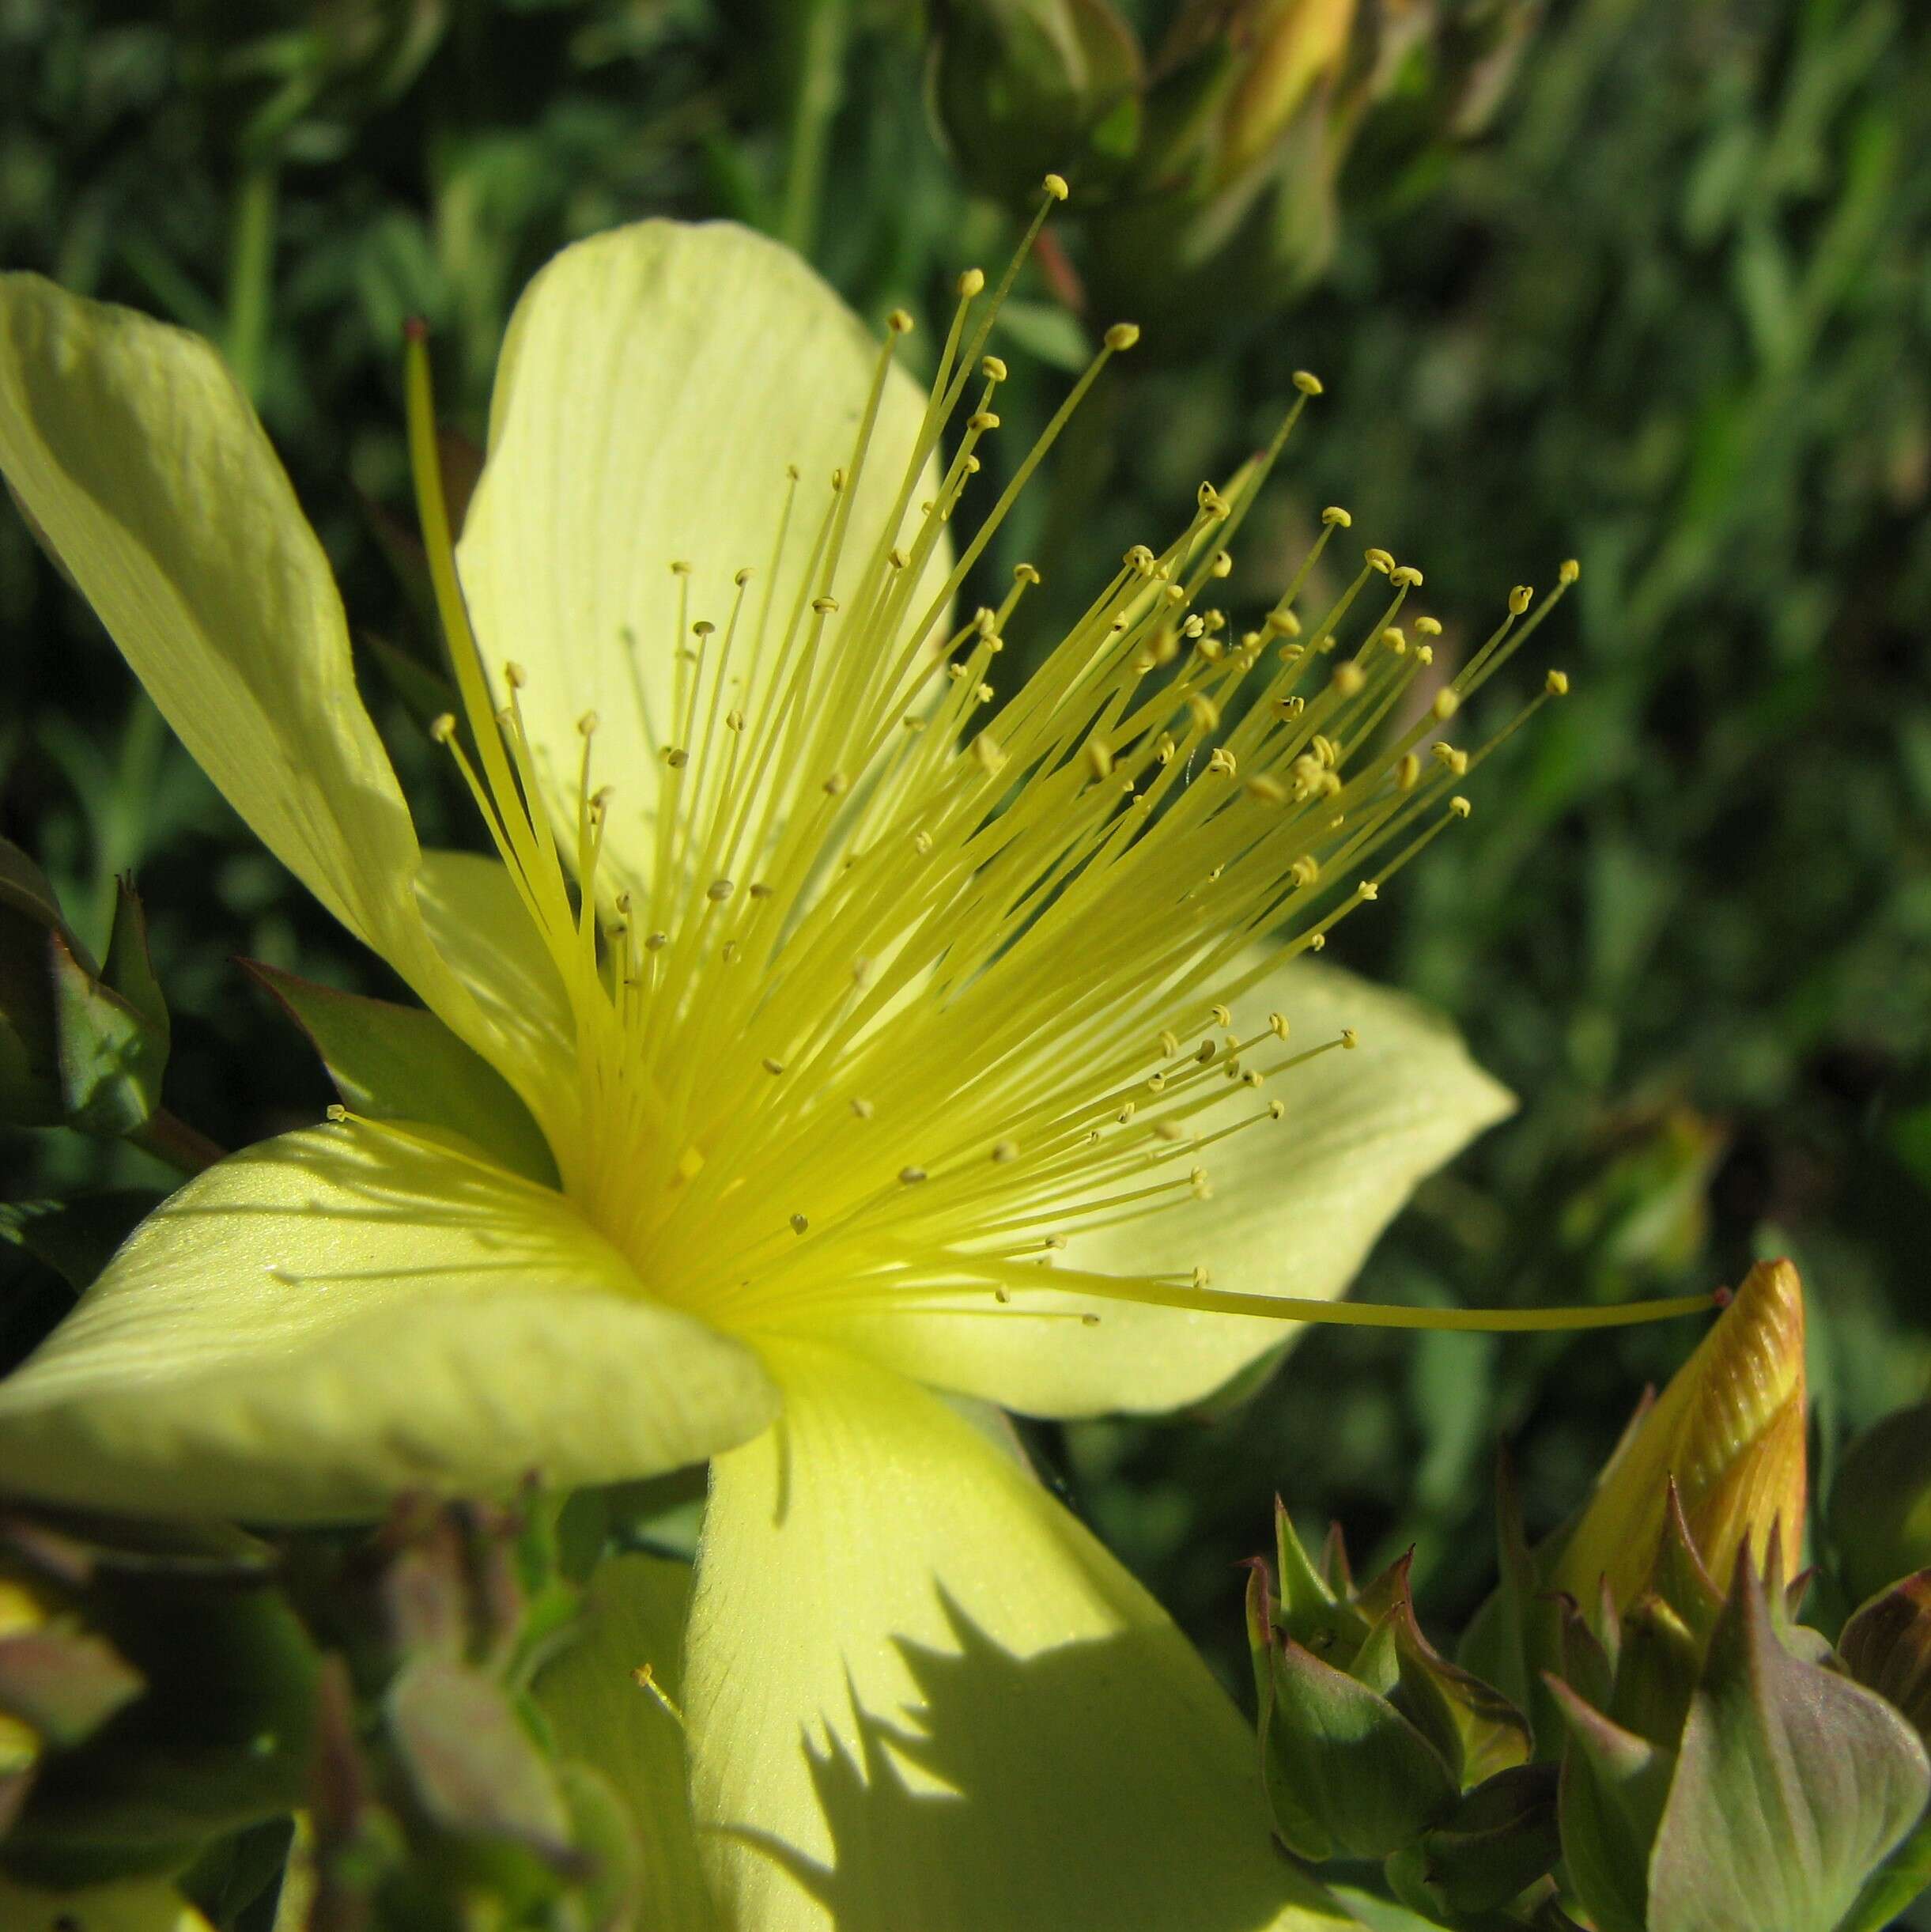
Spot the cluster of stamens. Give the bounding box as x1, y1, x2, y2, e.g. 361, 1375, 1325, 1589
395, 180, 1710, 1344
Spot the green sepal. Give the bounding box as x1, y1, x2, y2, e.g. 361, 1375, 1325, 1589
244, 960, 557, 1187
99, 879, 165, 1037
47, 930, 169, 1137
1260, 1621, 1458, 1861
1831, 1402, 1931, 1609
1838, 1568, 1931, 1745
1272, 1498, 1370, 1665
0, 1629, 144, 1749
1389, 1598, 1533, 1793
1644, 1556, 1931, 1932
1383, 1761, 1562, 1920
385, 1658, 576, 1867
1544, 1675, 1672, 1932
1835, 1814, 1931, 1932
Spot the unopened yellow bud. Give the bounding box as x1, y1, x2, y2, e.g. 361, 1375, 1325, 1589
1552, 1258, 1806, 1614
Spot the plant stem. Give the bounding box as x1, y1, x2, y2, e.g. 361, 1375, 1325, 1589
779, 0, 847, 257
130, 1107, 225, 1178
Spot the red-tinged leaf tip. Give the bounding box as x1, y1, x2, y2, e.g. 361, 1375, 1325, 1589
403, 315, 429, 343
1712, 1284, 1733, 1308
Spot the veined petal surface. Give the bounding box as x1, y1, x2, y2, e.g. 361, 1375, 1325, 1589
0, 1122, 776, 1522
455, 219, 949, 898
798, 958, 1513, 1417
0, 275, 460, 1023
682, 1337, 1355, 1932
535, 1552, 720, 1932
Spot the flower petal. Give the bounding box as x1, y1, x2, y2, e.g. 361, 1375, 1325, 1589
683, 1337, 1355, 1932
455, 221, 948, 898
535, 1552, 721, 1932
803, 958, 1513, 1417
0, 275, 459, 1023
0, 1121, 777, 1522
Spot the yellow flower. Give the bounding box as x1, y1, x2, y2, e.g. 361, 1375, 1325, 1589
0, 205, 1691, 1928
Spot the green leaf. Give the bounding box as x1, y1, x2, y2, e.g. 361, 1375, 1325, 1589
0, 1193, 161, 1295
1645, 1559, 1931, 1932
244, 960, 557, 1187
1261, 1634, 1458, 1860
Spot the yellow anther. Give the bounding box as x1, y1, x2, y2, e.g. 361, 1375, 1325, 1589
969, 410, 1001, 432
886, 307, 914, 335
1043, 172, 1070, 201
429, 712, 456, 743
761, 1056, 785, 1076
725, 709, 746, 732
850, 1097, 875, 1119
1158, 1029, 1181, 1057
748, 882, 773, 899
1266, 608, 1302, 637
1340, 1028, 1359, 1049
1195, 1038, 1217, 1065
1332, 663, 1366, 698
326, 1102, 348, 1123
1381, 626, 1406, 655
886, 549, 909, 573
670, 560, 693, 577
1268, 1098, 1287, 1121
1449, 795, 1472, 818
1187, 693, 1221, 731
1415, 644, 1434, 665
1364, 547, 1394, 574
1243, 1068, 1263, 1088
1275, 694, 1306, 720
577, 709, 599, 737
1309, 932, 1327, 951
958, 267, 986, 297
1390, 565, 1423, 588
692, 618, 715, 638
790, 1212, 810, 1234
1396, 750, 1421, 791
734, 565, 755, 587
1196, 482, 1229, 516
1414, 615, 1442, 637
1559, 558, 1581, 583
1153, 1120, 1185, 1144
1268, 1013, 1290, 1042
663, 747, 690, 769
1086, 739, 1114, 780
1211, 550, 1234, 579
1321, 505, 1352, 527
992, 1140, 1019, 1163
706, 879, 735, 903
1292, 369, 1324, 395
1117, 1102, 1136, 1124
913, 830, 934, 855
1546, 668, 1571, 696
899, 1166, 928, 1185
823, 772, 850, 797
503, 660, 527, 689
975, 682, 994, 703
644, 932, 669, 951
1147, 1073, 1167, 1094
1509, 584, 1533, 615
1431, 688, 1461, 720
1105, 322, 1140, 351
1045, 1234, 1068, 1251
1207, 747, 1237, 777
1431, 741, 1459, 766
1210, 1003, 1233, 1029
1290, 856, 1320, 889
811, 595, 839, 615
1192, 1264, 1212, 1291
1125, 543, 1156, 574
1359, 880, 1379, 902
1155, 732, 1177, 765
1312, 733, 1339, 767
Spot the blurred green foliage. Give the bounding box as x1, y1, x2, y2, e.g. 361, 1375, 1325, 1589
2, 0, 1929, 1817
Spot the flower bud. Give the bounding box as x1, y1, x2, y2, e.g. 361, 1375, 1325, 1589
1829, 1400, 1931, 1607
0, 842, 169, 1138
1838, 1569, 1931, 1747
1551, 1258, 1806, 1618
927, 0, 1144, 207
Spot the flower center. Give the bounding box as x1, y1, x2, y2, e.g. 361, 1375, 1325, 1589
402, 185, 1711, 1346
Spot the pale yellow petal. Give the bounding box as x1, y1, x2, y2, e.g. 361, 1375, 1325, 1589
0, 1121, 777, 1522
535, 1552, 720, 1932
803, 958, 1513, 1417
455, 220, 948, 898
683, 1337, 1355, 1932
0, 274, 461, 1025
